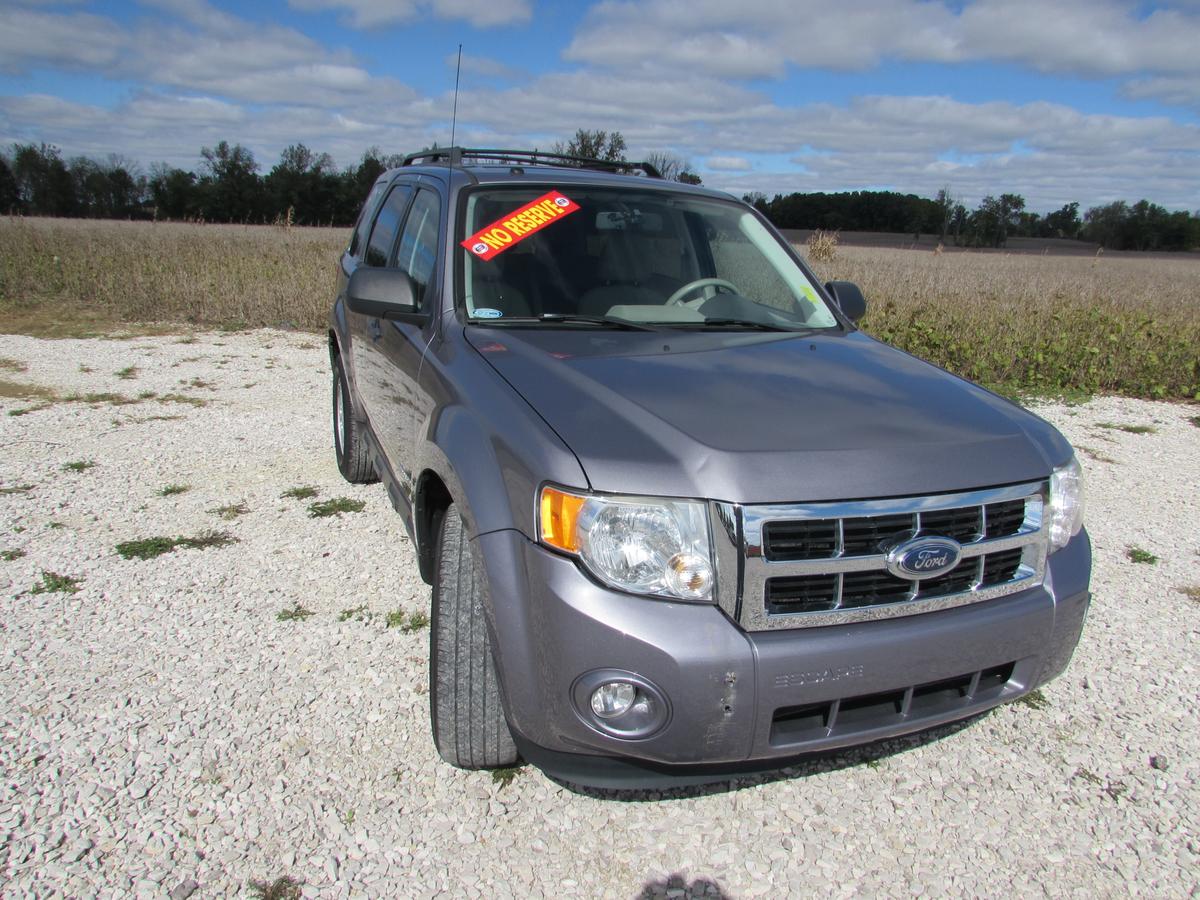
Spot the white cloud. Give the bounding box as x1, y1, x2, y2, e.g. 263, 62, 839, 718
0, 7, 126, 71
566, 0, 1200, 85
706, 156, 752, 171
287, 0, 531, 28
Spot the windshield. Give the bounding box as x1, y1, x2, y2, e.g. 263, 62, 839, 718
459, 186, 840, 330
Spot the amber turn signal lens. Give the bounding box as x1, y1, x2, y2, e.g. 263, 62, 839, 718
539, 487, 586, 553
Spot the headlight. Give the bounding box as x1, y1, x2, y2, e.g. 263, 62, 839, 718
539, 487, 714, 601
1046, 456, 1084, 552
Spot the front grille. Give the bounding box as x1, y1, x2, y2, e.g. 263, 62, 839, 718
724, 481, 1048, 631
770, 662, 1016, 746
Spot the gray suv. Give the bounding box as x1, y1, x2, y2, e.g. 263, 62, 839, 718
328, 148, 1090, 788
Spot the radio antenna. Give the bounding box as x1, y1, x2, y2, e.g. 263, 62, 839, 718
449, 43, 463, 152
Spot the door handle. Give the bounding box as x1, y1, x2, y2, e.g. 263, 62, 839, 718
368, 319, 383, 341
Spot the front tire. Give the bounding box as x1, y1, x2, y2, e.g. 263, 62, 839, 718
331, 352, 376, 484
430, 504, 518, 769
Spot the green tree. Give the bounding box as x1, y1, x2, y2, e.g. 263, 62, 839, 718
1044, 202, 1081, 239
198, 141, 262, 223
12, 143, 77, 216
553, 129, 627, 163
0, 156, 19, 214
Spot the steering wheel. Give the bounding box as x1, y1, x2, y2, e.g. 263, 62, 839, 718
665, 277, 740, 308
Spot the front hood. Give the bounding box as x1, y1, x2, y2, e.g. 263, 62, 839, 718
465, 326, 1071, 503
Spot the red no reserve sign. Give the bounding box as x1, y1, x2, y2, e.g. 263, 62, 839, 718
461, 190, 580, 261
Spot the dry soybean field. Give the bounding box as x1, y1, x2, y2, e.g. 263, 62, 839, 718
0, 329, 1198, 899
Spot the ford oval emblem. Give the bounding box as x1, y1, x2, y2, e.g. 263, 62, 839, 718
885, 536, 963, 580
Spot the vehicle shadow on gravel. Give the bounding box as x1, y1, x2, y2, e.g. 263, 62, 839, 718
637, 873, 731, 898
549, 713, 985, 802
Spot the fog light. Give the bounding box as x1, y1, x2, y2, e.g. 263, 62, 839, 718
590, 681, 636, 718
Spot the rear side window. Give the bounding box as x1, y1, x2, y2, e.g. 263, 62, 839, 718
348, 181, 387, 258
364, 184, 414, 267
394, 189, 441, 310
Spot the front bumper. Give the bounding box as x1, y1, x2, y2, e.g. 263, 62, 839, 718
478, 527, 1090, 787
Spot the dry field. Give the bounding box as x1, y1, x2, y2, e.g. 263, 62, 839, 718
2, 216, 1198, 399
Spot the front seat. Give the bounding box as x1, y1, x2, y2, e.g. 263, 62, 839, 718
577, 236, 662, 317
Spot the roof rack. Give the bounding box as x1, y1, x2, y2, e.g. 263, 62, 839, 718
402, 147, 662, 179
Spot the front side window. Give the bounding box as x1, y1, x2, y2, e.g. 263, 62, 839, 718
394, 188, 440, 310
364, 183, 413, 268
458, 186, 839, 330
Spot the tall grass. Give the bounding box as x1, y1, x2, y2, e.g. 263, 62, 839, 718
0, 217, 347, 334
1, 217, 1197, 400
805, 245, 1200, 400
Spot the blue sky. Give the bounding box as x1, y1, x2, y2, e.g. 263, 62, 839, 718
1, 0, 1198, 212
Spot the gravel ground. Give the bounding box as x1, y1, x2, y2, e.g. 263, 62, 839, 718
1, 329, 1197, 899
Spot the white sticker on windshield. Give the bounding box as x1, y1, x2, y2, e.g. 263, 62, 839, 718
474, 308, 504, 319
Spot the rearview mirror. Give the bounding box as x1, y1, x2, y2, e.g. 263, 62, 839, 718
825, 281, 867, 323
347, 268, 423, 321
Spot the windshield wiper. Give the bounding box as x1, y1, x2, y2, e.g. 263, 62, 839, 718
495, 313, 660, 331
688, 318, 805, 331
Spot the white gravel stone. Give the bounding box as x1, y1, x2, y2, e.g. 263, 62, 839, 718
0, 330, 1197, 898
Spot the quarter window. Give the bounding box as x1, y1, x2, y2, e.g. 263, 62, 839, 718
364, 184, 414, 267
348, 181, 387, 258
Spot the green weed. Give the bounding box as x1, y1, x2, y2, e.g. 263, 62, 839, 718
157, 483, 190, 496
115, 365, 139, 380
61, 460, 96, 473
27, 571, 82, 595
1, 549, 26, 561
158, 393, 208, 407
0, 484, 34, 494
307, 497, 365, 518
1126, 546, 1158, 565
1017, 689, 1048, 711
281, 485, 318, 500
491, 767, 523, 790
0, 357, 26, 372
277, 603, 314, 622
1098, 422, 1157, 435
247, 876, 303, 900
211, 501, 249, 520
385, 609, 429, 632
338, 604, 368, 622
1078, 445, 1117, 464
116, 531, 237, 560
1174, 585, 1200, 602
1188, 415, 1200, 429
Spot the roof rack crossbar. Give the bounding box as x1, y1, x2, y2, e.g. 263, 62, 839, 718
401, 147, 662, 179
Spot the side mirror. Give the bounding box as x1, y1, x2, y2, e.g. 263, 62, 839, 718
347, 268, 423, 321
825, 280, 867, 323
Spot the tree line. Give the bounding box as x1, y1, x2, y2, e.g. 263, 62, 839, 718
746, 188, 1200, 251
0, 141, 403, 227
2, 132, 1196, 251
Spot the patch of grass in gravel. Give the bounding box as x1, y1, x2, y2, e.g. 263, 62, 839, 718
0, 357, 27, 372
0, 484, 34, 495
211, 501, 250, 520
1097, 422, 1157, 435
281, 485, 319, 500
1078, 445, 1117, 464
116, 531, 238, 560
61, 460, 96, 473
158, 393, 209, 407
247, 876, 303, 900
1188, 415, 1200, 429
1175, 585, 1200, 603
277, 603, 314, 622
1126, 546, 1159, 565
1016, 689, 1049, 711
2, 548, 27, 561
157, 483, 190, 496
115, 365, 139, 380
491, 767, 523, 790
1, 377, 58, 402
26, 570, 83, 595
338, 604, 369, 622
307, 497, 365, 518
385, 609, 429, 632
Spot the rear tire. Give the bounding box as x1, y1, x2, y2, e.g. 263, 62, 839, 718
332, 352, 377, 484
430, 504, 518, 769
